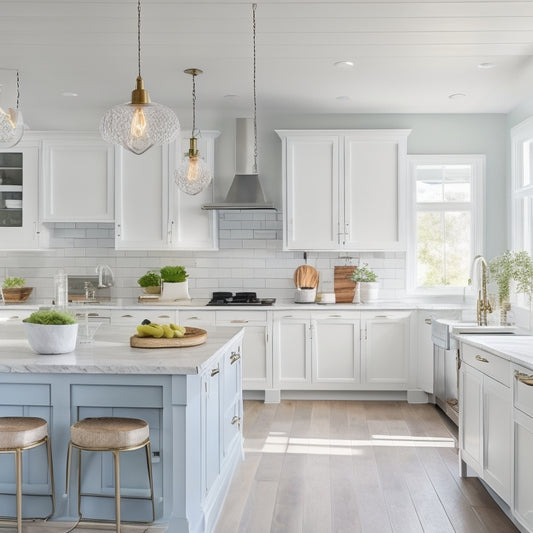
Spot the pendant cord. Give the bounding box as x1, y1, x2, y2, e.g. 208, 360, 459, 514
16, 71, 20, 110
137, 0, 142, 79
191, 73, 197, 137
252, 3, 258, 174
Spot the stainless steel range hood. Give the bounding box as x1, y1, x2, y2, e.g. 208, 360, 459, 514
202, 118, 275, 210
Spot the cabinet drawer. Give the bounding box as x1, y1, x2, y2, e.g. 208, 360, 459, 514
110, 309, 176, 325
179, 310, 216, 326
216, 310, 268, 324
461, 344, 510, 386
513, 363, 533, 418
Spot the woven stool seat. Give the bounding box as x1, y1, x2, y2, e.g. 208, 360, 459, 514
0, 416, 55, 532
70, 417, 149, 449
0, 417, 48, 450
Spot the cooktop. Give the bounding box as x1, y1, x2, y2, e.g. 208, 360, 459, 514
206, 292, 276, 306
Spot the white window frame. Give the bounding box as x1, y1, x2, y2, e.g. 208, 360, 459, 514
407, 154, 485, 295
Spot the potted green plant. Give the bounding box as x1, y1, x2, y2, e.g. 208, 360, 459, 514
160, 265, 190, 301
23, 309, 78, 354
350, 263, 379, 303
137, 271, 162, 294
488, 251, 515, 325
1, 277, 33, 302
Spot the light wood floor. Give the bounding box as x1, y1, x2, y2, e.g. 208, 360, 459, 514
215, 400, 518, 533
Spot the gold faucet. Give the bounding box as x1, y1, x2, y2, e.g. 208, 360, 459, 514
471, 255, 492, 326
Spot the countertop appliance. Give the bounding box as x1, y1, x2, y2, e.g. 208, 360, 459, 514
206, 292, 276, 306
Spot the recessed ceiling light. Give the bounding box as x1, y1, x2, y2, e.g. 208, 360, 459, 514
336, 95, 351, 101
62, 91, 78, 97
334, 60, 355, 69
449, 93, 466, 100
478, 62, 496, 69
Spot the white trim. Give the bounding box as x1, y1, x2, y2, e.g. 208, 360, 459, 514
407, 154, 485, 295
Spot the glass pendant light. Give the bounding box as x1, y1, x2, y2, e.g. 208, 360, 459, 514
175, 68, 212, 195
100, 0, 179, 155
0, 70, 24, 149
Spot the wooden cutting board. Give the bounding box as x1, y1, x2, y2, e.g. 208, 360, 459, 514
130, 327, 207, 348
293, 265, 319, 288
334, 266, 357, 303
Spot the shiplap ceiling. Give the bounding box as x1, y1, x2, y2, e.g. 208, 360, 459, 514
1, 0, 533, 128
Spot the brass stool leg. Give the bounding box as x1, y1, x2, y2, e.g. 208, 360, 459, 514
144, 441, 155, 523
45, 436, 56, 519
77, 448, 82, 523
15, 449, 22, 533
113, 450, 120, 533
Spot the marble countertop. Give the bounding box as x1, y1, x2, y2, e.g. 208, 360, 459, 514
458, 333, 533, 371
0, 324, 244, 375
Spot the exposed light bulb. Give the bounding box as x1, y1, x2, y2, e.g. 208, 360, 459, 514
0, 107, 24, 148
130, 106, 147, 138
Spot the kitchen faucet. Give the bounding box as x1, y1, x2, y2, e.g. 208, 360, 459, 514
470, 255, 492, 326
95, 264, 115, 288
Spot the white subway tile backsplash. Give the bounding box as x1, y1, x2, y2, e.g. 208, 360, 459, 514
3, 212, 407, 300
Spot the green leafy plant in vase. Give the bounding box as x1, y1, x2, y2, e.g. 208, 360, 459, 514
488, 251, 515, 325
23, 309, 78, 354
137, 271, 162, 294
350, 263, 379, 303
512, 250, 533, 330
160, 265, 190, 301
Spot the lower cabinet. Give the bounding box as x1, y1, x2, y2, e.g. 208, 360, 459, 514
273, 310, 412, 391
459, 343, 511, 505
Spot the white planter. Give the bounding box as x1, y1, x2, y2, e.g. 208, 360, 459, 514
359, 282, 379, 303
161, 280, 190, 301
24, 322, 78, 355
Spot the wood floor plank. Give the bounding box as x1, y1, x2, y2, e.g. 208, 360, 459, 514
216, 400, 518, 533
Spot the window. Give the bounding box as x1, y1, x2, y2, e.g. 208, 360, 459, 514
407, 155, 484, 294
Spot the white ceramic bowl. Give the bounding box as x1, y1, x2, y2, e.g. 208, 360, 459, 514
24, 322, 78, 354
5, 199, 22, 209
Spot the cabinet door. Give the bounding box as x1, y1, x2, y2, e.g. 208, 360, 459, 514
513, 409, 533, 531
41, 135, 114, 222
282, 134, 340, 250
202, 363, 221, 496
274, 315, 311, 388
114, 145, 170, 250
459, 362, 483, 476
169, 131, 218, 250
312, 315, 361, 385
343, 131, 409, 250
483, 376, 511, 503
0, 141, 43, 249
362, 312, 410, 386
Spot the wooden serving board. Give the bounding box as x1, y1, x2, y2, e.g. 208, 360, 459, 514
334, 266, 357, 303
130, 327, 207, 348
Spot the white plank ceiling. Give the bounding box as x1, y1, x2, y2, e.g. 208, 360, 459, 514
1, 0, 533, 128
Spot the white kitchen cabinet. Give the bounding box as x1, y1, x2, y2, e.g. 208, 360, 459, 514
202, 358, 221, 495
0, 138, 48, 250
459, 344, 511, 504
273, 310, 412, 392
276, 129, 410, 251
41, 133, 114, 223
311, 312, 361, 385
361, 311, 412, 387
114, 131, 218, 251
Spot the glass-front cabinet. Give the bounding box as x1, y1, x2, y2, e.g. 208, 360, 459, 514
0, 139, 45, 249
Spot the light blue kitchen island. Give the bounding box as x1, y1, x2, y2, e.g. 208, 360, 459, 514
0, 324, 245, 533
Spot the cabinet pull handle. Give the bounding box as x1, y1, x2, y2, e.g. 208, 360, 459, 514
230, 352, 241, 364
515, 371, 533, 386
375, 315, 389, 318
122, 314, 133, 318
231, 416, 241, 425
328, 315, 342, 318
475, 355, 489, 363
425, 318, 432, 325
211, 367, 220, 377
231, 320, 249, 324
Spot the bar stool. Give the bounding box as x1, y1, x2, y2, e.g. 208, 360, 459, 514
66, 417, 155, 532
0, 416, 55, 533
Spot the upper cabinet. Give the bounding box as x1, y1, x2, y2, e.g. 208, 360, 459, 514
0, 137, 48, 250
41, 133, 114, 223
115, 130, 219, 251
277, 129, 410, 251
